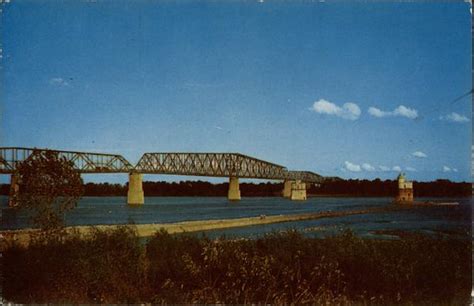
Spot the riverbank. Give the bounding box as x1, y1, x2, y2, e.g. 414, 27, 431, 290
1, 205, 403, 246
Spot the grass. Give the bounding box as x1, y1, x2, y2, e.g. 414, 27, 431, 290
2, 227, 471, 304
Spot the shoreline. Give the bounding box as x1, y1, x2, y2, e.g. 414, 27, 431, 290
1, 205, 403, 246
2, 194, 470, 198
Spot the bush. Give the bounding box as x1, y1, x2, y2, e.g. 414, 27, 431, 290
2, 228, 471, 304
2, 226, 146, 303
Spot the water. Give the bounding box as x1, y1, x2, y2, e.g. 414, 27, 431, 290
1, 196, 471, 239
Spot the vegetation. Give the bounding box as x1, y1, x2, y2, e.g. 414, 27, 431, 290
310, 178, 471, 197
13, 150, 84, 231
2, 228, 471, 304
1, 178, 470, 198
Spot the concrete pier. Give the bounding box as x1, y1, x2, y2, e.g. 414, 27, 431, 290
8, 174, 20, 207
282, 180, 293, 198
395, 173, 413, 204
228, 177, 241, 201
127, 172, 144, 205
290, 180, 307, 201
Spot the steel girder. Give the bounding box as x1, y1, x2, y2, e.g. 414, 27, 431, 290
0, 147, 133, 174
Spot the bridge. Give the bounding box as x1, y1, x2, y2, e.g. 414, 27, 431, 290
1, 147, 326, 205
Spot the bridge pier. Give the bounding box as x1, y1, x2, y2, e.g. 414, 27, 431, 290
8, 173, 20, 207
127, 172, 144, 205
290, 180, 307, 201
228, 177, 241, 201
282, 180, 293, 198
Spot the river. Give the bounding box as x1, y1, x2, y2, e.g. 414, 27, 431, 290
1, 196, 471, 239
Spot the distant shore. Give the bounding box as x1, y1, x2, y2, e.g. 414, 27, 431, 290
1, 205, 404, 246
1, 179, 470, 198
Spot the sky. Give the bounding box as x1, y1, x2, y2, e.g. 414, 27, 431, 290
0, 1, 471, 183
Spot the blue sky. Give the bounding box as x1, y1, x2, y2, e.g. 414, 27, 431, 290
1, 1, 471, 183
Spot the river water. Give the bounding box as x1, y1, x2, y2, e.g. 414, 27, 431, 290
1, 196, 471, 239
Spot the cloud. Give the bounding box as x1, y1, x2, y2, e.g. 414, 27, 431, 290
368, 105, 418, 119
412, 151, 427, 158
344, 161, 361, 172
311, 99, 361, 120
345, 162, 411, 173
392, 166, 402, 172
442, 166, 458, 173
367, 107, 388, 117
49, 77, 70, 87
440, 112, 469, 123
393, 105, 418, 119
361, 163, 376, 171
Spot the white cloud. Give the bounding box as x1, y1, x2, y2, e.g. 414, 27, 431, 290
344, 161, 361, 172
345, 162, 412, 173
341, 103, 361, 120
412, 151, 427, 158
442, 166, 458, 173
393, 105, 418, 119
368, 105, 418, 119
49, 77, 70, 87
368, 107, 389, 118
361, 163, 376, 171
392, 166, 402, 172
440, 112, 469, 123
311, 99, 361, 120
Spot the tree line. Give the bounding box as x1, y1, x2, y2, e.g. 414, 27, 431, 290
309, 178, 471, 197
0, 178, 470, 197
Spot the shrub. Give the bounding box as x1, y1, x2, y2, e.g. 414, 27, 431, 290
2, 226, 146, 303
2, 228, 471, 304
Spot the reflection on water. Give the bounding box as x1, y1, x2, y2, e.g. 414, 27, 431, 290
0, 196, 471, 239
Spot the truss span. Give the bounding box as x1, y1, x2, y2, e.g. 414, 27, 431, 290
134, 152, 288, 179
285, 171, 324, 183
0, 148, 325, 182
0, 147, 133, 174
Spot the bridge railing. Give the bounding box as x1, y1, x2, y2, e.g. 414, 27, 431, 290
0, 147, 133, 174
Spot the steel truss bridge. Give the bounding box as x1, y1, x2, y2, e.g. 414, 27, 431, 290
0, 147, 324, 183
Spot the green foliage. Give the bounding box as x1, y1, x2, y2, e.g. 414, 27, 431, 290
2, 229, 471, 304
15, 150, 84, 231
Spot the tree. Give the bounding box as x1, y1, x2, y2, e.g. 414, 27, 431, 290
15, 150, 84, 231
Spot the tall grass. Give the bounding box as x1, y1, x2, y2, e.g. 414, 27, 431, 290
2, 227, 471, 304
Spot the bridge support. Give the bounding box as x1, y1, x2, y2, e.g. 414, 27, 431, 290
290, 180, 307, 201
228, 177, 241, 201
8, 173, 20, 207
282, 180, 293, 198
127, 172, 144, 205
